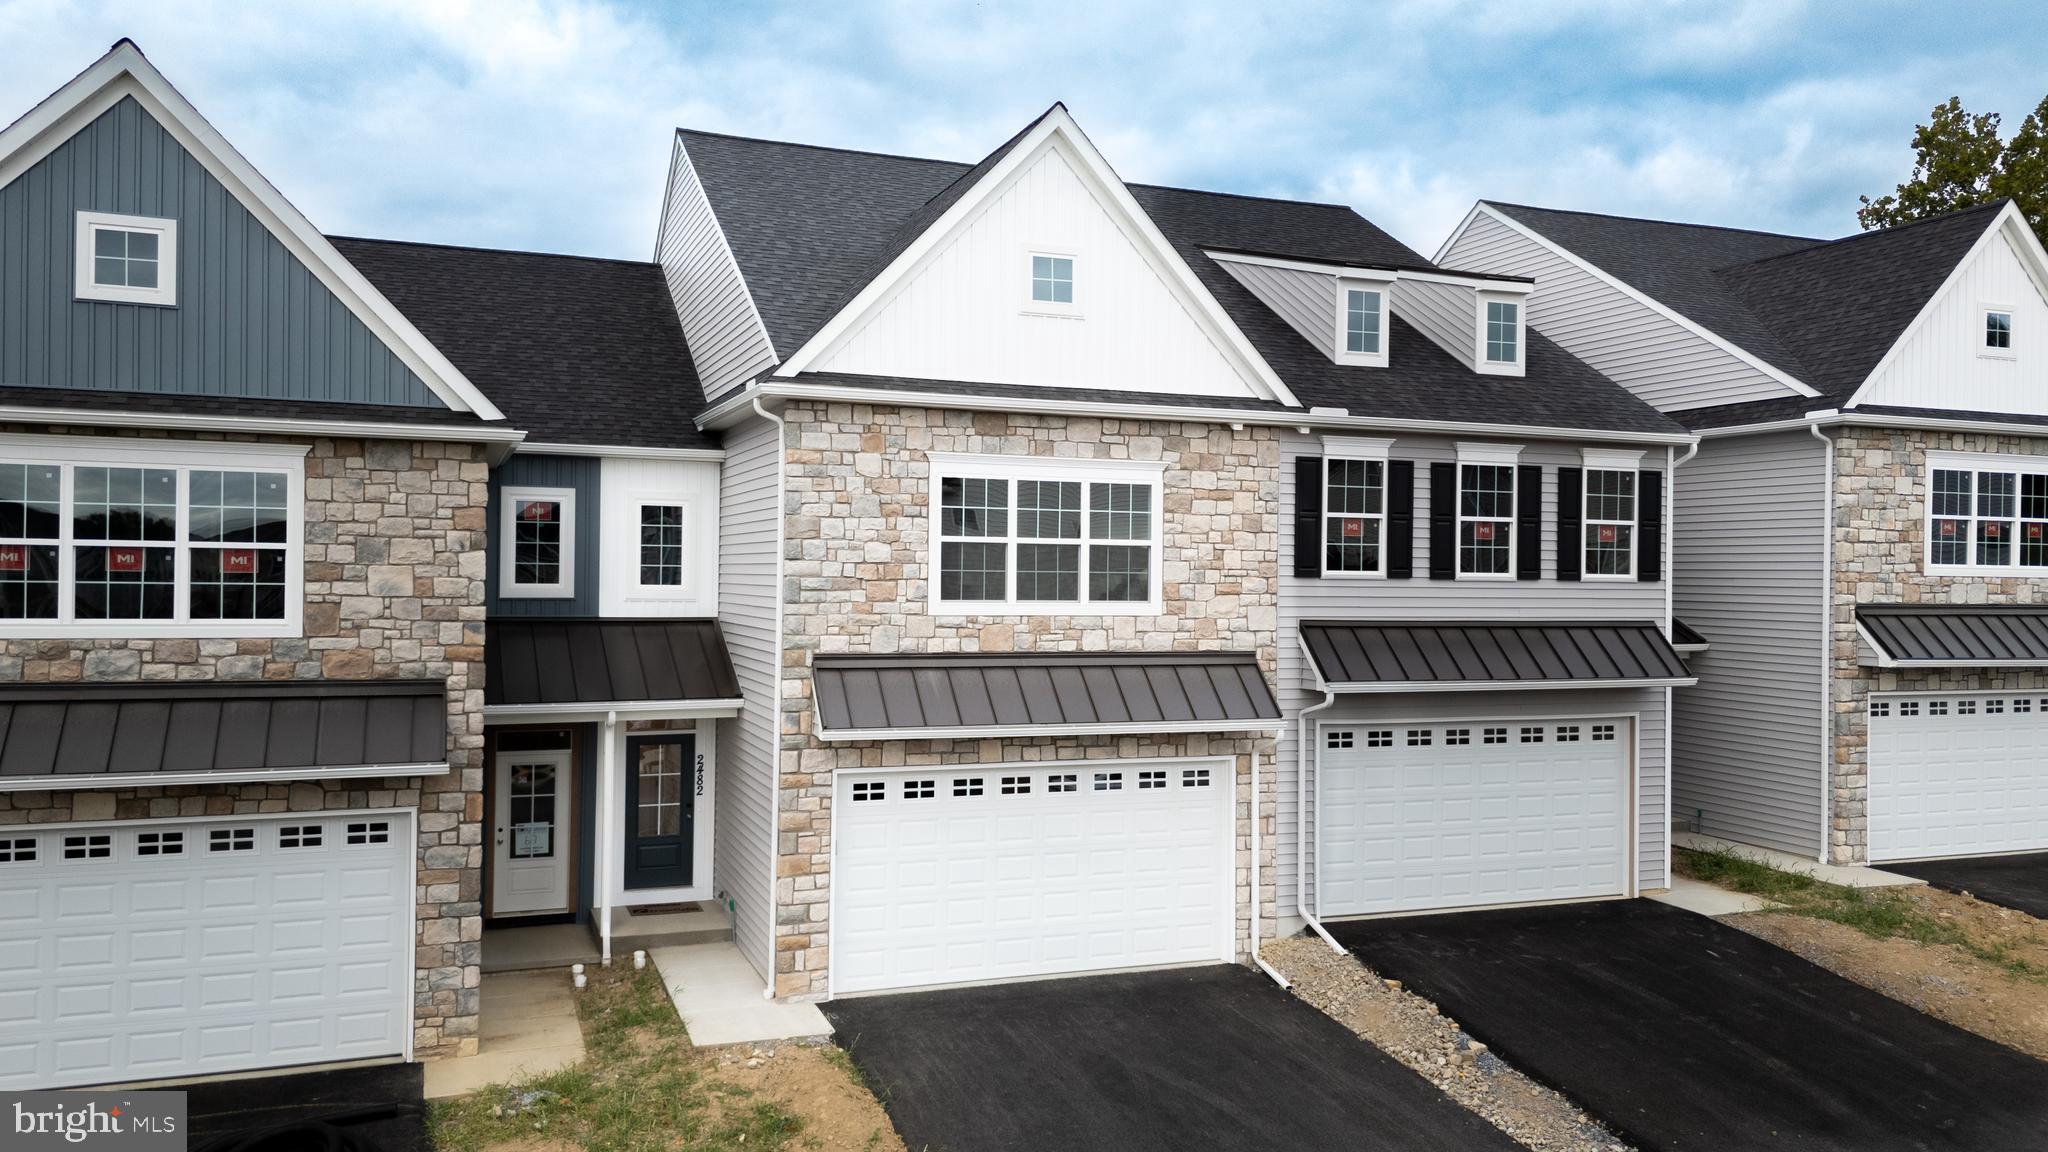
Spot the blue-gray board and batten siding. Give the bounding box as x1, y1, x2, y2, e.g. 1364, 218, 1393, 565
0, 95, 443, 407
486, 454, 602, 616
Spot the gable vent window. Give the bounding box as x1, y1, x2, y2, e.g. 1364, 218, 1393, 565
1030, 254, 1074, 305
345, 820, 391, 845
136, 831, 184, 857
63, 833, 113, 860
1485, 300, 1519, 364
209, 827, 255, 853
76, 211, 178, 306
1986, 309, 2013, 353
0, 836, 35, 863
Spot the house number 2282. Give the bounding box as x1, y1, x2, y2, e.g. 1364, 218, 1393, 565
695, 753, 706, 798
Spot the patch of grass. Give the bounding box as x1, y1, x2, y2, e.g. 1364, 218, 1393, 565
430, 965, 809, 1152
1676, 846, 2048, 983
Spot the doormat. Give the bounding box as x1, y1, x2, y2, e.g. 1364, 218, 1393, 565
627, 902, 702, 915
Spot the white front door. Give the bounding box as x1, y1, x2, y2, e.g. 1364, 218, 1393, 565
493, 752, 571, 916
1868, 692, 2048, 861
1318, 718, 1631, 917
833, 760, 1233, 995
0, 812, 412, 1089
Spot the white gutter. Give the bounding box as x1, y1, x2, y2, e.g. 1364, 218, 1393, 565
753, 396, 786, 1000
1294, 633, 1347, 955
484, 699, 745, 723
0, 761, 447, 792
516, 442, 726, 462
1810, 423, 1835, 865
1665, 440, 1698, 892
599, 708, 617, 964
817, 719, 1285, 742
1250, 744, 1290, 988
699, 381, 1699, 447
1316, 676, 1697, 693
1698, 407, 2048, 442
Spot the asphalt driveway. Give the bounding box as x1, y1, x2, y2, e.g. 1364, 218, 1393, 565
1328, 900, 2048, 1152
187, 1062, 427, 1152
821, 964, 1522, 1152
1886, 852, 2048, 919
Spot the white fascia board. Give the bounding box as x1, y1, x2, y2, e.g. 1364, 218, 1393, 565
0, 44, 504, 421
517, 441, 725, 462
702, 380, 1700, 446
814, 718, 1285, 743
1672, 643, 1709, 655
1468, 203, 1821, 400
1318, 677, 1698, 694
0, 402, 526, 445
775, 107, 1297, 407
1208, 247, 1533, 295
0, 762, 448, 792
483, 699, 746, 723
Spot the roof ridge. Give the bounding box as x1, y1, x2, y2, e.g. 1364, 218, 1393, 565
1131, 180, 1356, 212
1486, 199, 1825, 245
675, 126, 972, 171
328, 234, 657, 268
1727, 199, 2008, 273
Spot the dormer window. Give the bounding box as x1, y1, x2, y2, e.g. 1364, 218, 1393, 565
1485, 300, 1519, 364
1984, 307, 2014, 358
1345, 289, 1382, 355
75, 211, 177, 306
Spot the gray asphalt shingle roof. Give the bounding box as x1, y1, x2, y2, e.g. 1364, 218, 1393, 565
678, 127, 1684, 437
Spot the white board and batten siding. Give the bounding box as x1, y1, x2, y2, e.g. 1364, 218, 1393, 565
1391, 279, 1478, 371
808, 139, 1262, 399
1275, 430, 1672, 917
598, 457, 719, 618
1441, 210, 1798, 412
658, 137, 780, 399
1853, 223, 2048, 415
713, 416, 781, 983
1670, 430, 1829, 857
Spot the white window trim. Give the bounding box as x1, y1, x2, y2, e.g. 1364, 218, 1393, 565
1319, 436, 1393, 578
1980, 302, 2016, 360
1333, 277, 1392, 367
0, 433, 305, 638
499, 486, 577, 599
1022, 247, 1081, 319
614, 494, 700, 606
1581, 465, 1639, 583
75, 210, 178, 306
1474, 290, 1524, 376
1455, 442, 1522, 581
1923, 450, 2048, 577
925, 451, 1164, 615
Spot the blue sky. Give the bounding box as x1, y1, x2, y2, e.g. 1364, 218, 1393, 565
2, 0, 2043, 262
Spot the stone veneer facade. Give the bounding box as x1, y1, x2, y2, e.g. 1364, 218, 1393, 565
0, 429, 489, 1057
1829, 426, 2048, 863
770, 402, 1281, 999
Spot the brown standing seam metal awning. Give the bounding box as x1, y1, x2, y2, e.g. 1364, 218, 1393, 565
1856, 605, 2048, 667
811, 652, 1282, 740
485, 618, 741, 709
0, 681, 446, 789
1299, 621, 1695, 691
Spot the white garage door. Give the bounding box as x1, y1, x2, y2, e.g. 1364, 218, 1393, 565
1869, 692, 2048, 861
0, 812, 414, 1089
833, 760, 1232, 995
1318, 719, 1629, 917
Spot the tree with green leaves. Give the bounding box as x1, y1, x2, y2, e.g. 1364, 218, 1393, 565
1858, 95, 2048, 246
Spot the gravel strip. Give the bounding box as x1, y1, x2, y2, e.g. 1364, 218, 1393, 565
1264, 936, 1631, 1152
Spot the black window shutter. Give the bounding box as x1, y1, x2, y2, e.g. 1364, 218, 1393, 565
1638, 470, 1664, 581
1294, 455, 1323, 579
1428, 462, 1456, 580
1515, 464, 1542, 581
1557, 467, 1583, 582
1387, 460, 1414, 579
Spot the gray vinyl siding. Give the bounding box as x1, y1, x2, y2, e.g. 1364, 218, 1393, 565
0, 96, 442, 407
657, 138, 778, 400
713, 415, 780, 982
1441, 211, 1798, 413
1671, 430, 1829, 857
486, 455, 602, 616
1392, 279, 1476, 369
1215, 260, 1335, 353
1276, 429, 1671, 914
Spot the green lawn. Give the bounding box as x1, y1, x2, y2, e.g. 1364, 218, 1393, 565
430, 965, 809, 1152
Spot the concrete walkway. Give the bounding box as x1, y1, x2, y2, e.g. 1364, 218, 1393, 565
1649, 875, 1782, 917
650, 942, 832, 1047
424, 970, 586, 1099
1673, 833, 1926, 889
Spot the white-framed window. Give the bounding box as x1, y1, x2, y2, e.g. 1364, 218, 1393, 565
637, 503, 685, 587
1334, 279, 1391, 366
500, 487, 576, 598
0, 435, 304, 637
1474, 291, 1527, 375
1026, 251, 1077, 314
928, 453, 1163, 614
1456, 443, 1521, 579
1982, 305, 2015, 358
1581, 448, 1642, 580
1926, 451, 2048, 574
1320, 436, 1394, 576
75, 211, 178, 306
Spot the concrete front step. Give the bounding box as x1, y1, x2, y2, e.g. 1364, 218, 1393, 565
610, 905, 733, 951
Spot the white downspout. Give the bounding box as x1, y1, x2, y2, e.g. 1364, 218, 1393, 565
599, 708, 617, 964
1250, 743, 1289, 988
752, 397, 787, 999
1295, 633, 1345, 954
1665, 441, 1698, 891
1810, 422, 1835, 864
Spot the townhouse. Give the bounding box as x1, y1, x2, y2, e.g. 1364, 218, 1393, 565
1441, 196, 2048, 865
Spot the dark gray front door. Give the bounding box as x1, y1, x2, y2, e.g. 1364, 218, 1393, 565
624, 733, 694, 890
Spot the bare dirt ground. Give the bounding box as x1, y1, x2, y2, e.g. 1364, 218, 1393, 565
1265, 937, 1631, 1152
1725, 884, 2048, 1060
705, 1041, 906, 1152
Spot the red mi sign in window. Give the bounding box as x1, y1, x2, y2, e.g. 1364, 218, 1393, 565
520, 502, 557, 522
0, 545, 24, 571
1474, 522, 1495, 541
220, 548, 257, 574
1597, 525, 1618, 543
107, 548, 144, 572
1340, 518, 1364, 538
